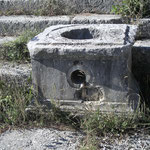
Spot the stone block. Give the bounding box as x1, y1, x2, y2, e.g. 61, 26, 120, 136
28, 24, 138, 112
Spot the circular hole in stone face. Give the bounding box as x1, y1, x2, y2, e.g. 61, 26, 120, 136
61, 28, 96, 40
71, 70, 86, 84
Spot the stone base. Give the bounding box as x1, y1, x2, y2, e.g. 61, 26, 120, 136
26, 99, 139, 115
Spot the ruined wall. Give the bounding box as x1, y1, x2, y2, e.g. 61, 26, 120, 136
0, 0, 120, 15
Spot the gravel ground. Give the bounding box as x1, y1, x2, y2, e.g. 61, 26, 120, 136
0, 61, 31, 85
98, 130, 150, 150
0, 128, 150, 150
0, 128, 82, 150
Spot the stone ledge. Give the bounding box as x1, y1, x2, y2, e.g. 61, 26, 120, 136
0, 15, 124, 36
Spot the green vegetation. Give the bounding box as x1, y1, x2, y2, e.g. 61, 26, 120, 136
80, 109, 150, 149
1, 31, 38, 62
112, 0, 150, 20
1, 78, 150, 148
0, 80, 32, 126
0, 80, 80, 133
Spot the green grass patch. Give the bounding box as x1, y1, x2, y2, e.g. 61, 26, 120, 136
1, 78, 150, 149
0, 80, 81, 133
1, 31, 38, 62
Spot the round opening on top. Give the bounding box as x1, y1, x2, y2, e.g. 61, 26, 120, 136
71, 70, 86, 84
61, 28, 94, 40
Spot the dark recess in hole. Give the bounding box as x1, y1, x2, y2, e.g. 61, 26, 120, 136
71, 70, 86, 84
61, 29, 93, 39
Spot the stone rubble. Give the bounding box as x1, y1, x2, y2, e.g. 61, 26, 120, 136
0, 128, 83, 150
1, 128, 150, 150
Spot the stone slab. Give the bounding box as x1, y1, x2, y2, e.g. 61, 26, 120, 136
28, 24, 137, 59
71, 14, 123, 24
0, 15, 123, 36
0, 15, 71, 36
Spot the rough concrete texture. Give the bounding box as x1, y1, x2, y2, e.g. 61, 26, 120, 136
28, 24, 138, 112
137, 19, 150, 39
0, 0, 121, 15
0, 61, 31, 84
0, 15, 124, 36
0, 128, 82, 150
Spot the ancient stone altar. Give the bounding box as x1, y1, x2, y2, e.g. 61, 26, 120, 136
28, 24, 138, 112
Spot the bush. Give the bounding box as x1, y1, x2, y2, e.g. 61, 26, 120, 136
112, 0, 150, 19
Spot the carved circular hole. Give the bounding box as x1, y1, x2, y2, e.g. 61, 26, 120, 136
61, 28, 97, 40
71, 70, 86, 84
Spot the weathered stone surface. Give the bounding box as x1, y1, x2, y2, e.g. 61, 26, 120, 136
0, 0, 121, 15
137, 19, 150, 39
28, 24, 137, 59
0, 15, 71, 36
0, 15, 123, 36
28, 24, 138, 112
71, 14, 123, 24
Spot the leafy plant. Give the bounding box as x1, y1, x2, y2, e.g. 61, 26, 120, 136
1, 31, 38, 62
82, 110, 138, 136
0, 80, 33, 125
0, 79, 81, 131
112, 0, 150, 19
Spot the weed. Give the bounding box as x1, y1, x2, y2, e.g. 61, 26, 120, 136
80, 135, 99, 150
1, 31, 38, 62
112, 0, 150, 20
0, 79, 81, 132
0, 80, 32, 125
82, 110, 138, 136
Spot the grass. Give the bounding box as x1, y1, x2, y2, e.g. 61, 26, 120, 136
0, 79, 32, 126
1, 78, 150, 149
79, 108, 150, 149
1, 30, 39, 62
0, 79, 81, 133
112, 0, 150, 20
